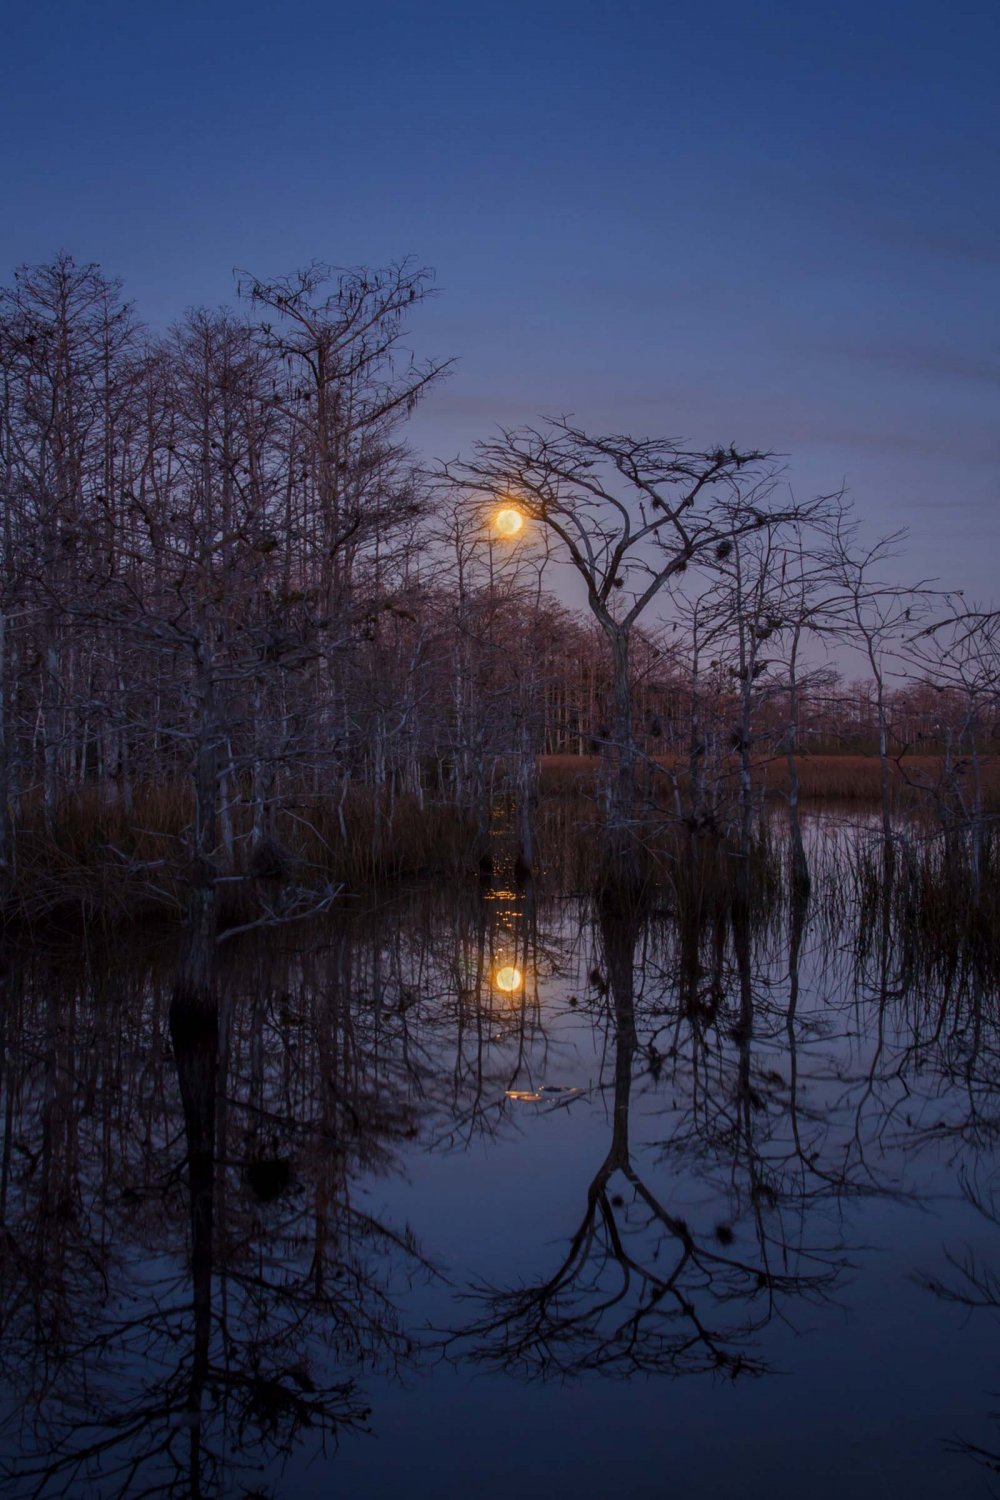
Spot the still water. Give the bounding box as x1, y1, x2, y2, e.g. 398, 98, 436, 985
1, 833, 999, 1498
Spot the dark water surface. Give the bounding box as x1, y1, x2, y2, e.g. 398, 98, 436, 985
2, 831, 1000, 1498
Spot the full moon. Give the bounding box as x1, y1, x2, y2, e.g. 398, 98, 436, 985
494, 965, 523, 992
494, 507, 524, 537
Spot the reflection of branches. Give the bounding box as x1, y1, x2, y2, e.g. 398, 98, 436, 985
918, 1170, 1000, 1485
407, 875, 570, 1151
6, 852, 1000, 1488
451, 1147, 831, 1379
0, 925, 433, 1499
646, 891, 898, 1250
9, 1324, 367, 1500
0, 881, 574, 1494
448, 898, 841, 1380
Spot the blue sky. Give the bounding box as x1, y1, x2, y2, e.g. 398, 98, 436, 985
2, 0, 997, 600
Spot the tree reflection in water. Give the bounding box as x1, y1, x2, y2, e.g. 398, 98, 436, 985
0, 912, 438, 1498
0, 840, 998, 1494
910, 959, 1000, 1488
446, 888, 847, 1378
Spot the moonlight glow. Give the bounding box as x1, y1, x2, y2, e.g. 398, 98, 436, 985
494, 507, 524, 538
494, 964, 523, 993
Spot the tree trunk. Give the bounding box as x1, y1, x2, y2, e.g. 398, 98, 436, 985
785, 632, 810, 892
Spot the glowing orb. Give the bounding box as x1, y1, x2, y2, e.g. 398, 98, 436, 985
494, 507, 524, 538
494, 965, 523, 993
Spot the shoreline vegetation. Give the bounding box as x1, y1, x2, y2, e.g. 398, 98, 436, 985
0, 256, 997, 970
540, 751, 1000, 805
4, 750, 999, 940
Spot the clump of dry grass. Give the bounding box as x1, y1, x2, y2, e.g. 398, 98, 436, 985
528, 797, 782, 925
275, 791, 479, 887
538, 755, 602, 794
11, 785, 191, 926
852, 824, 1000, 980
652, 823, 784, 931
4, 782, 481, 929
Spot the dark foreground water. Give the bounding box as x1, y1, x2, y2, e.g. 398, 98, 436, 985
2, 833, 1000, 1498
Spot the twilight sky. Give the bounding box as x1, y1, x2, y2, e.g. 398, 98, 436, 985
2, 0, 997, 602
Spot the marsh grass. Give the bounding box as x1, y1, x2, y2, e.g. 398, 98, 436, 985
540, 753, 1000, 810
852, 825, 1000, 981
11, 786, 191, 926
530, 798, 783, 928
6, 768, 1000, 987
276, 790, 479, 886
7, 783, 479, 928
7, 777, 786, 933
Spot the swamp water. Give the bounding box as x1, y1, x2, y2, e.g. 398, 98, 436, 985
1, 820, 999, 1498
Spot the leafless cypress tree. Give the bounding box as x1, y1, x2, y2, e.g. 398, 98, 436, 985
443, 424, 817, 884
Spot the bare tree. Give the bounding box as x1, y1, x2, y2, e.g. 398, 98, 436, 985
443, 423, 813, 879
825, 515, 934, 864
